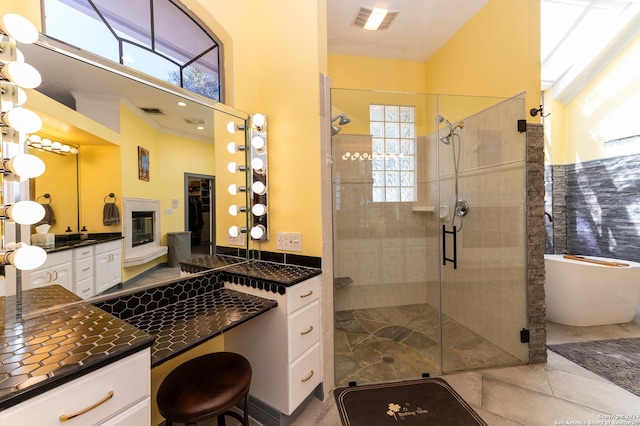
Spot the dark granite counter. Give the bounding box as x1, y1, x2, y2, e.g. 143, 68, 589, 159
0, 285, 153, 410
95, 270, 278, 367
43, 233, 123, 254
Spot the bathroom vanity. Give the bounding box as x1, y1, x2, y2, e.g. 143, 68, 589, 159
24, 235, 123, 299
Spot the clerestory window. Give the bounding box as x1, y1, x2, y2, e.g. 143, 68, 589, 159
42, 0, 222, 102
370, 104, 416, 202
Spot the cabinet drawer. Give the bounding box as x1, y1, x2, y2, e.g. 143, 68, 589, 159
95, 240, 121, 255
101, 398, 150, 426
75, 256, 93, 281
288, 343, 321, 414
75, 277, 94, 299
0, 349, 150, 426
74, 245, 94, 260
288, 300, 320, 361
286, 276, 319, 315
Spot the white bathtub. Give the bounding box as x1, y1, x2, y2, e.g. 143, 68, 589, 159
544, 254, 640, 326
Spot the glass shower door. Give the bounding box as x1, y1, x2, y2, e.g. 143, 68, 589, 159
437, 95, 529, 373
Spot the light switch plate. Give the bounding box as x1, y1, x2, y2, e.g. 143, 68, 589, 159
276, 232, 302, 252
228, 233, 246, 246
164, 208, 173, 215
171, 198, 179, 208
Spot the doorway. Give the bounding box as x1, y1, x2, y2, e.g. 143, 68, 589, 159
185, 174, 215, 257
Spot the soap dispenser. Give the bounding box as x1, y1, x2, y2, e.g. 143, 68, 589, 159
80, 226, 88, 240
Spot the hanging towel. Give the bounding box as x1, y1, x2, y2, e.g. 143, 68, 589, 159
103, 202, 120, 226
34, 204, 56, 227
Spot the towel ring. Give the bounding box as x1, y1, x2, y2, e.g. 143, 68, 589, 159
104, 193, 117, 203
37, 193, 52, 205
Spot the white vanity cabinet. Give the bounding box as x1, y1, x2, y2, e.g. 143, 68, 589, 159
29, 250, 73, 292
0, 348, 150, 426
225, 276, 321, 416
95, 240, 123, 294
74, 245, 95, 299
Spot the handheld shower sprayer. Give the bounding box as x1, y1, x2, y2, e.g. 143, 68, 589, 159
331, 113, 352, 135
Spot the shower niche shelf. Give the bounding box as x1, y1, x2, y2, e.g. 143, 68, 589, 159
411, 206, 435, 212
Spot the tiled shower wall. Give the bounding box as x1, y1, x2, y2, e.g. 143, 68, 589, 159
332, 98, 530, 360
545, 153, 640, 263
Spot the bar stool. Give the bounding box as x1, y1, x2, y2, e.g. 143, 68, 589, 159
157, 352, 252, 425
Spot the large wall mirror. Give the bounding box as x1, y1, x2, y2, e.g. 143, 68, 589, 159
17, 35, 250, 306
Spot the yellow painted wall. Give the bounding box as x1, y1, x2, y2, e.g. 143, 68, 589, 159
424, 0, 541, 119
329, 55, 427, 93
547, 34, 640, 165
187, 0, 326, 256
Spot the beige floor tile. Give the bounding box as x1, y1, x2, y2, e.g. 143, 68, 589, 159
441, 371, 484, 408
545, 350, 610, 382
479, 363, 553, 396
545, 368, 640, 414
482, 376, 607, 426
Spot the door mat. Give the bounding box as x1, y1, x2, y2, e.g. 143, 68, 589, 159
333, 377, 487, 425
548, 337, 640, 397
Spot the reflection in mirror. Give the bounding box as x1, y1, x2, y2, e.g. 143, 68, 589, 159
10, 36, 249, 311
28, 139, 79, 234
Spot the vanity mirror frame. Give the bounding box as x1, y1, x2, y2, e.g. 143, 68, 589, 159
9, 34, 252, 306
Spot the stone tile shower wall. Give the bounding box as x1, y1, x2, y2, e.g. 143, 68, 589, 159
546, 154, 640, 263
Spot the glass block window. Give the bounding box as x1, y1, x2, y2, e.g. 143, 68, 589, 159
43, 0, 222, 102
370, 104, 416, 202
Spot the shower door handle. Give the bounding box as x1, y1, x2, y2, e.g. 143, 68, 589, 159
442, 225, 457, 269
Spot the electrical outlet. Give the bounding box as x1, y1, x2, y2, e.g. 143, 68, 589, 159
164, 208, 173, 215
276, 232, 302, 252
228, 233, 246, 246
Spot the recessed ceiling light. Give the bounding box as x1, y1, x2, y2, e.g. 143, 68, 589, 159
197, 126, 204, 130
353, 6, 398, 31
364, 7, 388, 31
177, 101, 186, 107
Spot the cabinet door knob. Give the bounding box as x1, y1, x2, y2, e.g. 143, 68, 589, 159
59, 390, 114, 421
301, 370, 314, 383
300, 290, 313, 298
300, 326, 314, 335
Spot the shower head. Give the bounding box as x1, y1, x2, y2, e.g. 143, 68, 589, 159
437, 116, 463, 144
332, 114, 351, 126
331, 114, 351, 135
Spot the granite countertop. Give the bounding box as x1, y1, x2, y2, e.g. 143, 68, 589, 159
95, 271, 278, 367
43, 233, 123, 254
0, 285, 153, 410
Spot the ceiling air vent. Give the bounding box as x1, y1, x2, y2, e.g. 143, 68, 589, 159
184, 118, 206, 125
141, 107, 164, 115
352, 6, 398, 30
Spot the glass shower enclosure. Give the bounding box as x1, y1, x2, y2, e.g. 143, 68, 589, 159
332, 90, 528, 385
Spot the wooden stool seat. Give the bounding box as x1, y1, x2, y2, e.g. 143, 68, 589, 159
157, 352, 252, 425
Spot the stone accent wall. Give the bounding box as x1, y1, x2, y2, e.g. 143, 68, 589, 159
526, 123, 547, 364
547, 154, 640, 263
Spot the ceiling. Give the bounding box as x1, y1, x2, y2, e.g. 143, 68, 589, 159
327, 0, 489, 62
327, 0, 640, 103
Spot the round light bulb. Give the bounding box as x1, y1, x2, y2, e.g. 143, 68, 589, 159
251, 135, 265, 151
16, 86, 27, 105
251, 157, 264, 172
8, 244, 47, 271
0, 61, 41, 89
0, 14, 39, 44
227, 142, 238, 154
229, 226, 245, 237
2, 107, 42, 133
227, 121, 237, 134
27, 134, 41, 143
228, 184, 246, 195
252, 114, 265, 130
4, 153, 46, 179
70, 147, 78, 155
227, 162, 245, 173
252, 180, 267, 195
228, 205, 245, 216
61, 145, 71, 152
41, 138, 52, 147
252, 203, 267, 217
250, 225, 265, 240
51, 141, 62, 150
5, 200, 45, 224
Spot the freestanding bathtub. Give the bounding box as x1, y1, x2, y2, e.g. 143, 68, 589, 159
545, 254, 640, 326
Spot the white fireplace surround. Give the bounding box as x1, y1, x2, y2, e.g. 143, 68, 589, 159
123, 197, 167, 267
